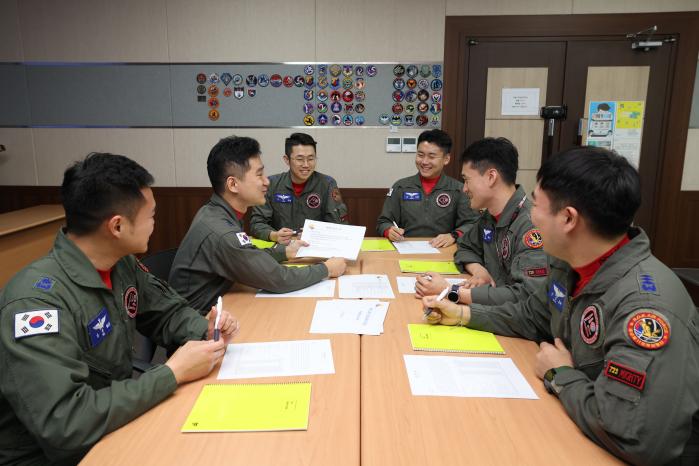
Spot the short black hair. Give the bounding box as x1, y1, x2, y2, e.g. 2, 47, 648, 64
61, 152, 154, 235
417, 129, 452, 154
284, 132, 317, 156
536, 146, 641, 238
460, 137, 518, 185
207, 136, 261, 194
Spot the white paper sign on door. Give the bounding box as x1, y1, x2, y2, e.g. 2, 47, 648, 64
501, 88, 541, 116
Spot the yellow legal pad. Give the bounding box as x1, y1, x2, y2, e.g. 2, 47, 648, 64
181, 382, 312, 432
252, 238, 276, 249
408, 324, 505, 354
399, 260, 460, 275
361, 239, 396, 251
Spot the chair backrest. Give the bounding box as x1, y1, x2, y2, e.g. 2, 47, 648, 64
133, 247, 178, 370
141, 248, 178, 282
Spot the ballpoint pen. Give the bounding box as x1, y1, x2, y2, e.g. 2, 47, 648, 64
214, 296, 222, 341
424, 286, 450, 317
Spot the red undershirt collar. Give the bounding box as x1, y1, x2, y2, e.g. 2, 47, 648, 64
97, 269, 112, 290
419, 175, 439, 195
573, 234, 630, 296
292, 181, 307, 197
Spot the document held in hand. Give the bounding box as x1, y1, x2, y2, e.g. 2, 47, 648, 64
295, 219, 366, 260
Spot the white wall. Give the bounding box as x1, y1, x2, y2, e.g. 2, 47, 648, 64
1, 0, 698, 188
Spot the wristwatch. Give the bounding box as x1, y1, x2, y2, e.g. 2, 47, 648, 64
543, 366, 572, 396
447, 284, 460, 303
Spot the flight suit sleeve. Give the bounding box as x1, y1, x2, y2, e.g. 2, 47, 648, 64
553, 304, 699, 465
468, 279, 552, 342
470, 237, 549, 306
0, 297, 178, 462
453, 191, 479, 236
376, 184, 401, 236
212, 232, 329, 293
322, 178, 349, 225
134, 261, 209, 347
453, 221, 484, 272
249, 197, 275, 241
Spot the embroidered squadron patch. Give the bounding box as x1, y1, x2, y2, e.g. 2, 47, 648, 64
580, 305, 601, 345
604, 360, 646, 391
236, 232, 251, 246
136, 260, 149, 273
627, 311, 670, 350
501, 235, 511, 260
14, 310, 59, 339
331, 187, 343, 203
33, 277, 55, 291
436, 193, 451, 208
524, 267, 548, 277
306, 193, 321, 208
523, 229, 544, 249
124, 286, 138, 318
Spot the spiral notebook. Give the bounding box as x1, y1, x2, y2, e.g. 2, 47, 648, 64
408, 324, 505, 354
399, 260, 461, 275
181, 382, 312, 432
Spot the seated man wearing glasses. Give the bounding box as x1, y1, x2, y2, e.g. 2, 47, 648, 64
250, 132, 349, 245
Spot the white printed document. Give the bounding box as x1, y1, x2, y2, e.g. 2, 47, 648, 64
295, 220, 366, 260
309, 299, 388, 335
392, 241, 440, 254
218, 339, 335, 379
395, 276, 464, 294
403, 355, 538, 399
255, 279, 336, 298
338, 274, 395, 299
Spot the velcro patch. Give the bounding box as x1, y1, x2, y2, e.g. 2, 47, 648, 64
627, 311, 670, 350
274, 193, 293, 203
523, 229, 544, 249
33, 277, 55, 291
236, 232, 251, 246
402, 191, 422, 201
136, 260, 149, 273
524, 267, 548, 277
14, 310, 60, 339
637, 273, 658, 295
605, 360, 646, 391
87, 307, 112, 348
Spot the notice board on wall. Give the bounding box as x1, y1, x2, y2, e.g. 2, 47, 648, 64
0, 62, 443, 129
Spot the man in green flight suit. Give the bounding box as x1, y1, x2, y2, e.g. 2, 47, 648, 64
170, 135, 346, 313
415, 137, 549, 305
376, 129, 478, 248
250, 132, 349, 245
0, 153, 239, 465
423, 146, 699, 465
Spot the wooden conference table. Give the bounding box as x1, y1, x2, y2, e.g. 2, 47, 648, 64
82, 241, 621, 465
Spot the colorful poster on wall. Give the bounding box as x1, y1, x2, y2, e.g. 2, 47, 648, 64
587, 100, 644, 168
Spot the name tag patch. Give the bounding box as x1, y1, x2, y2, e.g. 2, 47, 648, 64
274, 193, 293, 203
402, 192, 422, 201
605, 360, 646, 391
524, 267, 548, 277
14, 310, 60, 339
87, 308, 112, 348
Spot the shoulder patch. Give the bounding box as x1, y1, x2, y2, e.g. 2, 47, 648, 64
387, 188, 393, 197
33, 276, 55, 291
331, 187, 343, 203
136, 260, 149, 273
637, 273, 658, 295
626, 310, 670, 350
523, 229, 543, 249
236, 232, 252, 246
15, 310, 60, 339
604, 360, 646, 391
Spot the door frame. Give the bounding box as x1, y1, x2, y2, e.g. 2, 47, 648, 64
443, 12, 699, 266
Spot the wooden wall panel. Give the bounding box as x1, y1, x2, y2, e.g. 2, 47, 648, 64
0, 186, 388, 255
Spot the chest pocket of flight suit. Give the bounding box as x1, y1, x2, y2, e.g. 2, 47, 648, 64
597, 350, 653, 441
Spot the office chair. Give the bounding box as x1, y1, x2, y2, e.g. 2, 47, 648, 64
133, 248, 178, 373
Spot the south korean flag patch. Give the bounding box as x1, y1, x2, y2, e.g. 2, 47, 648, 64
14, 310, 60, 339
236, 232, 252, 246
